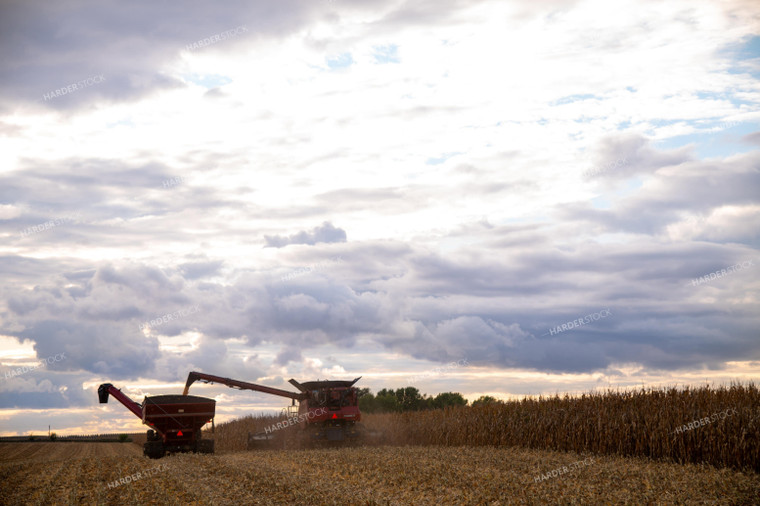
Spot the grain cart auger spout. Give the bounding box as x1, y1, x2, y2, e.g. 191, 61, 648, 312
97, 383, 215, 459
183, 371, 365, 448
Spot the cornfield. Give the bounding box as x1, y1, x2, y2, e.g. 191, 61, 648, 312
362, 382, 760, 471
208, 413, 285, 453
213, 383, 759, 472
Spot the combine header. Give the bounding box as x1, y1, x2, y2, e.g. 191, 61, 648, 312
98, 383, 215, 458
183, 371, 363, 447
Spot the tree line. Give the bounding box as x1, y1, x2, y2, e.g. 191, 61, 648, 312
356, 386, 502, 413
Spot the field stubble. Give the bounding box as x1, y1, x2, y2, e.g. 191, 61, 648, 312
1, 444, 758, 505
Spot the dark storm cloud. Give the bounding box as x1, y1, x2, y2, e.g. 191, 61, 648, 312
0, 255, 84, 285
366, 234, 759, 372
275, 347, 303, 366
0, 146, 756, 399
583, 134, 692, 180
264, 221, 347, 247
0, 0, 317, 111
0, 372, 98, 409
13, 319, 157, 378
1, 207, 758, 410
566, 141, 760, 237
0, 157, 263, 252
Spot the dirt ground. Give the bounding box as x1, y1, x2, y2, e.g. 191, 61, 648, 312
0, 443, 758, 505
0, 442, 142, 463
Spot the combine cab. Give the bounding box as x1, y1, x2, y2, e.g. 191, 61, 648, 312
183, 371, 365, 448
288, 377, 362, 443
98, 383, 215, 458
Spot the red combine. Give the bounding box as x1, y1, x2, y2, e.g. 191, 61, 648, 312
182, 371, 363, 446
98, 383, 215, 458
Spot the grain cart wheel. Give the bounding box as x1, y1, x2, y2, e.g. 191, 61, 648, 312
144, 441, 165, 459
147, 429, 159, 441
197, 439, 214, 454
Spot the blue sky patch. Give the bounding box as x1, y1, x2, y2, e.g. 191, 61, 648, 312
551, 94, 598, 106
655, 121, 759, 159
373, 44, 400, 64
183, 74, 232, 88
327, 53, 354, 70
426, 152, 461, 165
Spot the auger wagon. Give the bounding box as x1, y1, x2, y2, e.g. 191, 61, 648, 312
98, 383, 215, 458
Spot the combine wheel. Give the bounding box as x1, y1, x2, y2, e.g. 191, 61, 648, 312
143, 441, 166, 459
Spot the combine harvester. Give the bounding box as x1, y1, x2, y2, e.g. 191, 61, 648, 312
98, 383, 216, 458
182, 371, 370, 448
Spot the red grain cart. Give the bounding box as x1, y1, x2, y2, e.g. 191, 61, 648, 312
98, 383, 215, 459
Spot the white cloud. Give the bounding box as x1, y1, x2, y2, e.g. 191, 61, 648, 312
0, 0, 758, 434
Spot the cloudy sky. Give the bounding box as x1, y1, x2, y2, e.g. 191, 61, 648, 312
1, 0, 759, 436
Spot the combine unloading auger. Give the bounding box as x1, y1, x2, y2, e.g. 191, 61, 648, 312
98, 383, 215, 458
183, 371, 369, 448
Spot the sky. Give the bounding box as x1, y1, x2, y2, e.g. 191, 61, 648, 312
1, 0, 759, 436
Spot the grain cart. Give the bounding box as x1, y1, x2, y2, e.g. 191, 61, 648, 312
98, 383, 216, 458
182, 371, 363, 447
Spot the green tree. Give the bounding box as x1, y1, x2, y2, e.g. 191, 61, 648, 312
394, 387, 425, 411
358, 392, 377, 413
431, 392, 468, 409
472, 395, 501, 406
375, 392, 400, 412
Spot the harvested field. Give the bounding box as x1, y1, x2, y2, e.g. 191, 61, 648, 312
1, 445, 758, 505
0, 442, 141, 464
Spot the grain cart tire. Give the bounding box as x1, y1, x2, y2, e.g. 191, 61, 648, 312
147, 429, 159, 442
144, 441, 165, 459
197, 439, 214, 454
